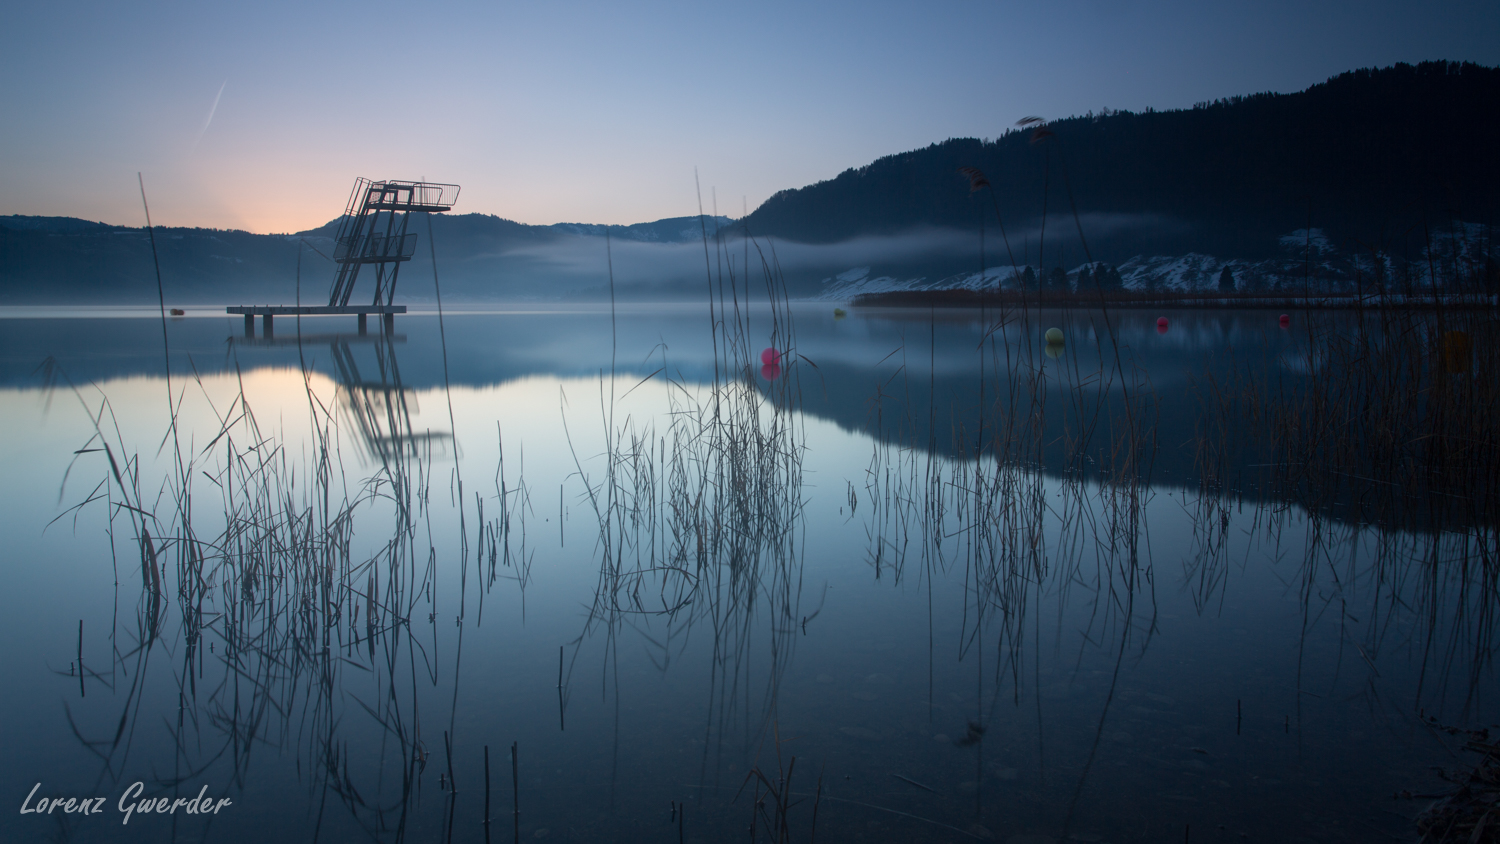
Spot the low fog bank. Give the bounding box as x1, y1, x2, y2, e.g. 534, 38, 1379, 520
6, 210, 1489, 305
368, 210, 1195, 303
474, 213, 1493, 301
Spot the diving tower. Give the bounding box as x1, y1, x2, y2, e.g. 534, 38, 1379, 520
230, 178, 460, 334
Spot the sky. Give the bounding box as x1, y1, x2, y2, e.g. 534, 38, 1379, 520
2, 0, 1497, 234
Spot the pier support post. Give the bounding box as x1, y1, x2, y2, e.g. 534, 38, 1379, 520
244, 314, 255, 337
357, 313, 367, 335
383, 313, 395, 335
264, 314, 274, 338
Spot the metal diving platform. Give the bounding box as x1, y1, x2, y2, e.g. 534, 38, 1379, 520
230, 178, 459, 335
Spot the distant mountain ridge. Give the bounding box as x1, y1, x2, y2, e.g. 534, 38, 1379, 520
291, 213, 733, 245
1, 216, 115, 233
0, 213, 733, 304
545, 217, 730, 243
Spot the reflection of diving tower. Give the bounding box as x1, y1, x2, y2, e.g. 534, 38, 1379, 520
228, 177, 459, 335
228, 331, 452, 467
328, 334, 452, 465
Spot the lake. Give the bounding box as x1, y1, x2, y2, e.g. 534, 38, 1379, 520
0, 302, 1492, 843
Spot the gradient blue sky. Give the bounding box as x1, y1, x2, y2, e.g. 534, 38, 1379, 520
3, 0, 1496, 233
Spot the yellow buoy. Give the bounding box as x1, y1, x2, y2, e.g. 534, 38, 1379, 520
1045, 327, 1064, 344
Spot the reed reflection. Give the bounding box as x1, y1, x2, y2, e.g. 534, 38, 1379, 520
44, 320, 530, 842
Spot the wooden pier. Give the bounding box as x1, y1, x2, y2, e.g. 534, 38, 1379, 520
228, 305, 406, 337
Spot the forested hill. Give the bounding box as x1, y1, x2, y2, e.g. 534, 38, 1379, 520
740, 61, 1500, 259
0, 213, 731, 304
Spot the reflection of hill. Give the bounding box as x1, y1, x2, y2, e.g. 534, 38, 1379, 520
3, 308, 1478, 531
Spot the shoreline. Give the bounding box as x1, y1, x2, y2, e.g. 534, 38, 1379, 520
849, 289, 1500, 310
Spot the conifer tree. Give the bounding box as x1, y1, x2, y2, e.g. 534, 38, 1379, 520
1048, 267, 1069, 292
1098, 265, 1124, 290
1218, 265, 1236, 292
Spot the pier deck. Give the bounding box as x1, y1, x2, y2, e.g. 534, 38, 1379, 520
227, 305, 407, 337
227, 306, 407, 316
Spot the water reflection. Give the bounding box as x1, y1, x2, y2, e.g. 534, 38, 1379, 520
0, 304, 1494, 843
228, 330, 452, 467
0, 306, 1290, 489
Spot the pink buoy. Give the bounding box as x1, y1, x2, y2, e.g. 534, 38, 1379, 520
1156, 316, 1169, 334
760, 362, 782, 381
761, 347, 782, 366
1279, 313, 1291, 328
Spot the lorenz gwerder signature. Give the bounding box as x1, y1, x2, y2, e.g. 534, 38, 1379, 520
20, 782, 233, 824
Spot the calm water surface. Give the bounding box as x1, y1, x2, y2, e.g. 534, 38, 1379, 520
0, 304, 1491, 843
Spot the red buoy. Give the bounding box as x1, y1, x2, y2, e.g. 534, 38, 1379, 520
1278, 313, 1290, 328
1156, 316, 1169, 334
761, 347, 781, 366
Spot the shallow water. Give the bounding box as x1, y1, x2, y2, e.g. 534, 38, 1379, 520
0, 304, 1491, 843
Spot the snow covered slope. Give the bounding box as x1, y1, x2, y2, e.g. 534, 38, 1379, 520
807, 225, 1497, 301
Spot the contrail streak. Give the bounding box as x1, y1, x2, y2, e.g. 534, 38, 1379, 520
191, 80, 227, 155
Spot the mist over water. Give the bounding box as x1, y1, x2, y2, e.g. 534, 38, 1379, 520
414, 217, 1194, 301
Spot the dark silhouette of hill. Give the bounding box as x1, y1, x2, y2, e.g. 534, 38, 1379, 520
0, 212, 729, 304
0, 221, 301, 304
740, 61, 1500, 262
